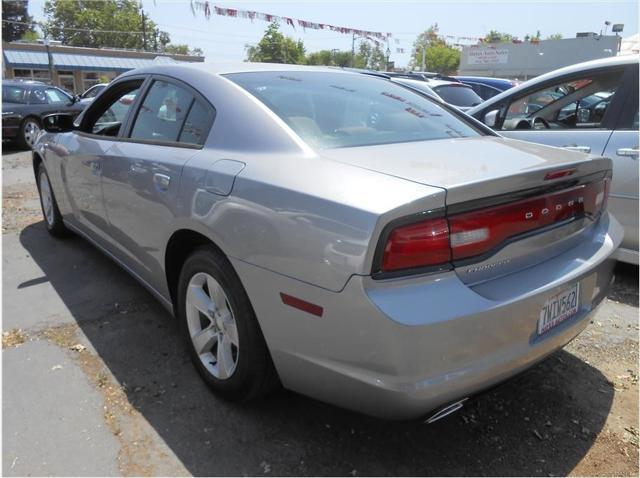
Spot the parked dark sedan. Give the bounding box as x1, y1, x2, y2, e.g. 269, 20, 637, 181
2, 80, 85, 149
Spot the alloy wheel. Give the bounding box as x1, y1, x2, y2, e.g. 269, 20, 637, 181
23, 120, 41, 149
185, 272, 239, 379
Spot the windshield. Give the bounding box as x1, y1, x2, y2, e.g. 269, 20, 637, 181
3, 86, 28, 104
432, 85, 483, 107
226, 71, 481, 149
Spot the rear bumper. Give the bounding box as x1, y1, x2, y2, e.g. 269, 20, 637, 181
232, 213, 623, 420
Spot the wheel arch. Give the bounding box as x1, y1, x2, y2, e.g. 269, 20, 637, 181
32, 150, 43, 178
164, 228, 230, 311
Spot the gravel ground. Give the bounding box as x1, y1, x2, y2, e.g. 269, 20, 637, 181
2, 145, 638, 476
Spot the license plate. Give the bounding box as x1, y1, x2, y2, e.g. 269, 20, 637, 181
537, 284, 580, 335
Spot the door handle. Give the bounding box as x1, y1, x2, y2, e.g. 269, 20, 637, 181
617, 148, 639, 159
153, 173, 171, 190
564, 145, 591, 153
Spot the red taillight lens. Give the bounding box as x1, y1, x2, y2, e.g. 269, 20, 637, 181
449, 180, 608, 261
381, 217, 451, 271
377, 179, 609, 275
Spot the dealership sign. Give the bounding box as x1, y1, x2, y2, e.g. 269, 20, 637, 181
467, 48, 509, 65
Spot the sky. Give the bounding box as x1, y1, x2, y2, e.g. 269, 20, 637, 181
26, 0, 639, 68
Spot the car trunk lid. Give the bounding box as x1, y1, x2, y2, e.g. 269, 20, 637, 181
321, 137, 612, 282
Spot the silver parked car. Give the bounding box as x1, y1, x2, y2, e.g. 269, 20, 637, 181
468, 56, 638, 265
34, 63, 622, 420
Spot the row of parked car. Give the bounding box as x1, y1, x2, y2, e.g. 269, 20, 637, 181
1, 81, 106, 149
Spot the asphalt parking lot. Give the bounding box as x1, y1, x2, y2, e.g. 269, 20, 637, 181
2, 145, 638, 477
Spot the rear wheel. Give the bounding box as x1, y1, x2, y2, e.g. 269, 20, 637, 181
177, 246, 278, 401
37, 163, 68, 237
18, 117, 41, 150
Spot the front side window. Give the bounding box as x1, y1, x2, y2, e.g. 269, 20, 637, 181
226, 71, 482, 149
29, 88, 47, 104
84, 81, 142, 136
501, 70, 624, 130
45, 88, 70, 104
129, 80, 193, 143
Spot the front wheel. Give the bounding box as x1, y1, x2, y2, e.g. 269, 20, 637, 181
37, 163, 68, 237
177, 246, 279, 401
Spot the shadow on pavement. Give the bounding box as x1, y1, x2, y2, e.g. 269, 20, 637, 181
18, 221, 615, 476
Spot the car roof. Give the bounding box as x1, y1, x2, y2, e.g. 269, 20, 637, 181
455, 76, 516, 86
466, 54, 638, 115
2, 79, 46, 87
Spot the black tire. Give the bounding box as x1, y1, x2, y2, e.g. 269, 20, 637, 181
177, 245, 279, 401
36, 163, 69, 237
17, 116, 41, 150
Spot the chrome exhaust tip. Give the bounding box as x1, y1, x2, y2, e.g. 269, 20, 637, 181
425, 398, 468, 424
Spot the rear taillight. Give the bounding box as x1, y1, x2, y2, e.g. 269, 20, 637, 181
377, 179, 609, 275
381, 217, 450, 271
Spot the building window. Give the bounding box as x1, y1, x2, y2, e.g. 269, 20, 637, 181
82, 71, 116, 92
13, 68, 51, 83
57, 70, 76, 94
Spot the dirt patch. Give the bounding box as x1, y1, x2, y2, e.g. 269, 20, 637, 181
2, 328, 27, 348
38, 323, 182, 476
3, 183, 42, 234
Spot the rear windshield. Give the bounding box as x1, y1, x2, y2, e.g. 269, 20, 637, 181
226, 71, 481, 148
3, 86, 28, 104
433, 85, 483, 107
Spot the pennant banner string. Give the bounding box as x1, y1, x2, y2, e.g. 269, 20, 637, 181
190, 1, 392, 40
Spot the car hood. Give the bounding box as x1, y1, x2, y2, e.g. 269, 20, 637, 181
319, 136, 611, 205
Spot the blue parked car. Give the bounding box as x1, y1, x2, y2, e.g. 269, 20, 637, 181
455, 76, 520, 100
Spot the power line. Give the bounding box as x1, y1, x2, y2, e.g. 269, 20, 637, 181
2, 18, 146, 35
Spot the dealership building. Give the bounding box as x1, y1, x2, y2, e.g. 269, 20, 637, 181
2, 40, 204, 94
458, 34, 622, 80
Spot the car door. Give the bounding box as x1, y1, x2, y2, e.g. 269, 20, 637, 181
494, 65, 628, 156
601, 70, 639, 258
100, 76, 215, 292
60, 78, 144, 247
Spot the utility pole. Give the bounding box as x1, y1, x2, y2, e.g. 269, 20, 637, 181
44, 37, 55, 85
421, 44, 426, 71
141, 6, 147, 50
351, 32, 355, 67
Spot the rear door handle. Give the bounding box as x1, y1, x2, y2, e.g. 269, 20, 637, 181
617, 148, 639, 159
564, 145, 591, 153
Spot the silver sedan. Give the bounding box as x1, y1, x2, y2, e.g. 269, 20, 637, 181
33, 63, 622, 420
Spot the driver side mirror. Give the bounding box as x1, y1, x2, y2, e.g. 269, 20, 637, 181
42, 113, 75, 133
483, 109, 499, 128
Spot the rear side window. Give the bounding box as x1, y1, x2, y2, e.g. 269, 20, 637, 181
130, 80, 193, 143
179, 100, 212, 145
226, 71, 481, 149
432, 85, 483, 107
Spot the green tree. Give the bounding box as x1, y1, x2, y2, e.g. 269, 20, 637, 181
163, 44, 204, 56
42, 0, 171, 51
411, 24, 460, 74
483, 30, 514, 43
354, 41, 387, 70
3, 0, 35, 42
20, 29, 41, 41
546, 33, 563, 40
245, 22, 305, 64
